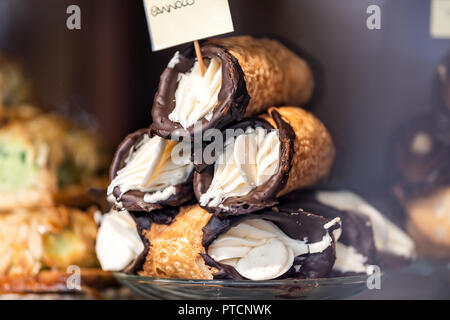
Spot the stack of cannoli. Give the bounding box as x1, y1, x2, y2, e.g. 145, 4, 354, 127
0, 56, 112, 293
392, 53, 450, 259
97, 36, 415, 281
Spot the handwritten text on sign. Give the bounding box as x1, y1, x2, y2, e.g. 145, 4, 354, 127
143, 0, 234, 51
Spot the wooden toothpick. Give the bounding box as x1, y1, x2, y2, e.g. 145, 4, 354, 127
194, 40, 206, 77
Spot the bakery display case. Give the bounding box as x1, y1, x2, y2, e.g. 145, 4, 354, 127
0, 0, 449, 300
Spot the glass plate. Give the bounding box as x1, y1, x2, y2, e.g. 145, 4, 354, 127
114, 273, 372, 300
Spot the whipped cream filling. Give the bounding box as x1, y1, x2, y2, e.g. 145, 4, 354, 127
208, 218, 339, 280
168, 56, 222, 129
96, 210, 144, 271
107, 134, 194, 205
316, 190, 416, 259
333, 242, 369, 274
200, 127, 280, 207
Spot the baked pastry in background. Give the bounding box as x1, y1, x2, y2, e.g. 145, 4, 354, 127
390, 53, 450, 259
432, 52, 450, 144
406, 187, 450, 259
0, 105, 109, 211
0, 54, 34, 108
392, 114, 450, 199
390, 51, 450, 260
0, 206, 98, 279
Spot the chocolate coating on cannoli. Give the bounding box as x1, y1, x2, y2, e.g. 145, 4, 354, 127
124, 207, 181, 274
194, 110, 295, 217
109, 128, 194, 212
392, 115, 450, 199
201, 207, 340, 280
151, 44, 249, 139
281, 190, 378, 272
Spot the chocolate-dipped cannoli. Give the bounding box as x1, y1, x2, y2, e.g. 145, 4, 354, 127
194, 107, 335, 217
107, 128, 194, 212
281, 190, 377, 275
95, 206, 181, 274
151, 36, 314, 138
95, 209, 145, 273
136, 204, 341, 280
392, 115, 450, 199
283, 190, 415, 271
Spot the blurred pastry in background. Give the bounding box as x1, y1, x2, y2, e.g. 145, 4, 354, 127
391, 53, 450, 260
0, 206, 98, 277
393, 114, 450, 199
405, 187, 450, 259
432, 52, 450, 144
0, 54, 34, 108
0, 206, 118, 293
0, 104, 110, 211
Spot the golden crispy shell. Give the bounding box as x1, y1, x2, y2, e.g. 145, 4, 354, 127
0, 206, 99, 278
406, 186, 450, 259
207, 36, 314, 116
260, 107, 335, 196
140, 205, 217, 279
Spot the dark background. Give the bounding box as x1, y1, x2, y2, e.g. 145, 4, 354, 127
0, 0, 448, 195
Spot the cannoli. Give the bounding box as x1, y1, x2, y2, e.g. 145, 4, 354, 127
282, 190, 415, 271
107, 128, 194, 212
194, 107, 335, 216
405, 186, 450, 259
131, 204, 341, 280
0, 206, 98, 278
0, 106, 109, 211
151, 36, 314, 138
96, 209, 146, 273
281, 190, 377, 275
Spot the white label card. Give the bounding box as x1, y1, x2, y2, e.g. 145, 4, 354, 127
430, 0, 450, 38
143, 0, 234, 51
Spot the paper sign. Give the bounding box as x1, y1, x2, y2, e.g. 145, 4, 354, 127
143, 0, 234, 51
430, 0, 450, 38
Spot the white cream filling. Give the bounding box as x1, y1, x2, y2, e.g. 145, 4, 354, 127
208, 218, 340, 280
168, 57, 222, 129
167, 51, 180, 69
107, 134, 194, 205
95, 210, 144, 272
316, 190, 416, 259
199, 127, 280, 208
333, 242, 369, 274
